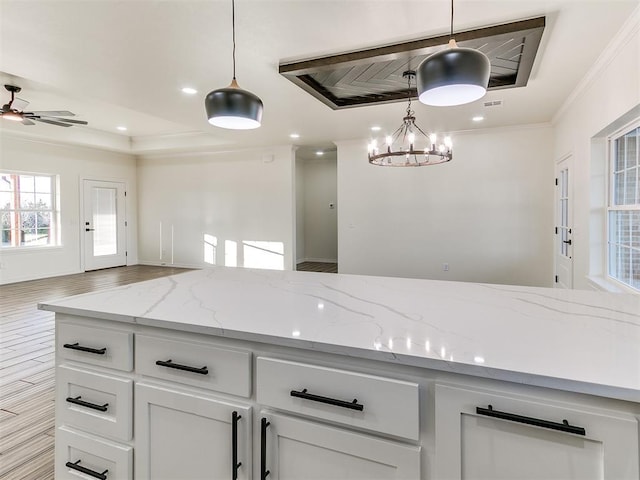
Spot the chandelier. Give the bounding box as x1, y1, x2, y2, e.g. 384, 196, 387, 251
367, 71, 452, 167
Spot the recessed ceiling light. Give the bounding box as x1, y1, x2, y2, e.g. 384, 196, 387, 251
290, 133, 300, 139
116, 126, 128, 131
472, 116, 484, 122
181, 87, 198, 95
316, 151, 324, 156
371, 126, 382, 131
474, 355, 485, 364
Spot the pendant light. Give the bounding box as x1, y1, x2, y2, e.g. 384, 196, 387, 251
205, 0, 263, 129
416, 0, 491, 107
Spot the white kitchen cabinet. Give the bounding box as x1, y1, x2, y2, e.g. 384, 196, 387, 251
56, 426, 132, 480
135, 382, 252, 480
435, 384, 640, 480
259, 411, 421, 480
256, 356, 420, 441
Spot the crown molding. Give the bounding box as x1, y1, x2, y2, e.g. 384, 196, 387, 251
552, 4, 640, 125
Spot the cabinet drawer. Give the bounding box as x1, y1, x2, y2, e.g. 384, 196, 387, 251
56, 426, 132, 480
57, 365, 133, 441
435, 384, 640, 479
256, 357, 419, 441
136, 334, 251, 397
58, 322, 133, 372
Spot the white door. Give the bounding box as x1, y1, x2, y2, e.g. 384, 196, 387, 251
555, 156, 573, 288
435, 384, 639, 480
260, 412, 420, 480
135, 383, 252, 480
83, 180, 126, 271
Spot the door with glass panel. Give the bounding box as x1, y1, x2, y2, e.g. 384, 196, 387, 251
555, 155, 573, 289
83, 180, 126, 271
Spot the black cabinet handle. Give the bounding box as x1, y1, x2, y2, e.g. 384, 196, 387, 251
66, 395, 109, 412
476, 405, 586, 436
261, 417, 270, 480
563, 239, 572, 245
63, 342, 106, 355
65, 460, 108, 480
232, 411, 242, 480
155, 359, 208, 375
290, 388, 364, 411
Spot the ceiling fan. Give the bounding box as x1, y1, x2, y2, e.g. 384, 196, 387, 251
1, 84, 88, 127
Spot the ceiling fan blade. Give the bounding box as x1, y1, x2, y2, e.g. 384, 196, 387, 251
39, 117, 88, 125
22, 118, 36, 126
27, 110, 75, 116
32, 117, 72, 127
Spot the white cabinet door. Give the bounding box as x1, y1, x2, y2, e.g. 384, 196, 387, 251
260, 412, 421, 480
135, 383, 252, 480
435, 384, 639, 480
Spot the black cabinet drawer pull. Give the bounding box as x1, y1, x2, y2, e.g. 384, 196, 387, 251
476, 405, 586, 436
261, 417, 270, 480
63, 342, 107, 355
65, 460, 108, 480
290, 388, 364, 411
155, 359, 208, 375
66, 395, 109, 412
232, 411, 242, 480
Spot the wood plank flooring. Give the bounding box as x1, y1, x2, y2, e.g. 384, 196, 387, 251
296, 261, 338, 273
0, 265, 191, 479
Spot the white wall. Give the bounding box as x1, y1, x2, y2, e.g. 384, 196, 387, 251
301, 157, 338, 263
553, 8, 640, 291
295, 158, 305, 263
137, 146, 295, 271
337, 125, 554, 287
0, 133, 138, 284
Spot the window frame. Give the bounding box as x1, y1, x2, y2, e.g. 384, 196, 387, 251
0, 171, 61, 249
606, 119, 640, 292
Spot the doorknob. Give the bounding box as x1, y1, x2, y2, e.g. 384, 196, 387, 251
85, 228, 95, 232
563, 239, 572, 245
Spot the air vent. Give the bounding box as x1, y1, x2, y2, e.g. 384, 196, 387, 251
484, 100, 503, 107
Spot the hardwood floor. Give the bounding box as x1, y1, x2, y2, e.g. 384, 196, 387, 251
0, 265, 191, 479
296, 261, 338, 273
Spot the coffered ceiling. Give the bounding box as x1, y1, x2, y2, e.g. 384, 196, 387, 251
0, 0, 637, 155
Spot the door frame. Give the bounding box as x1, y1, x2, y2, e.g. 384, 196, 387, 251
80, 177, 128, 271
554, 153, 573, 289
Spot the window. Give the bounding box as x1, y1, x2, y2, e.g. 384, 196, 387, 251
1, 173, 60, 248
608, 123, 639, 290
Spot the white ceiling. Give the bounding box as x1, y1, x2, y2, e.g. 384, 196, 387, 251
0, 0, 637, 155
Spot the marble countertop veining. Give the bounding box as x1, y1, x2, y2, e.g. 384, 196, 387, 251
38, 267, 640, 402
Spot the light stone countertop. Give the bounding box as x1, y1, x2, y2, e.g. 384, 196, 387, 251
39, 267, 640, 402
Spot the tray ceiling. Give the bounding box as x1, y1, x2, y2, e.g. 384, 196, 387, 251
280, 17, 545, 110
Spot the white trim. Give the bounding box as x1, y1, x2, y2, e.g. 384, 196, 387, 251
586, 275, 639, 294
553, 4, 640, 125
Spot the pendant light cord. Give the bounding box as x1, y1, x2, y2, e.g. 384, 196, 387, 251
232, 0, 237, 80
450, 0, 454, 38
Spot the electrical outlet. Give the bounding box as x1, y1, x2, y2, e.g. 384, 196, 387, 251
443, 263, 449, 271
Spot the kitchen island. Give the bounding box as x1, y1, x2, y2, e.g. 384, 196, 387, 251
40, 267, 640, 479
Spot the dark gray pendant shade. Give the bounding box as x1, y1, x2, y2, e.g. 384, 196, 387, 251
417, 43, 491, 107
204, 0, 263, 130
205, 79, 263, 130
